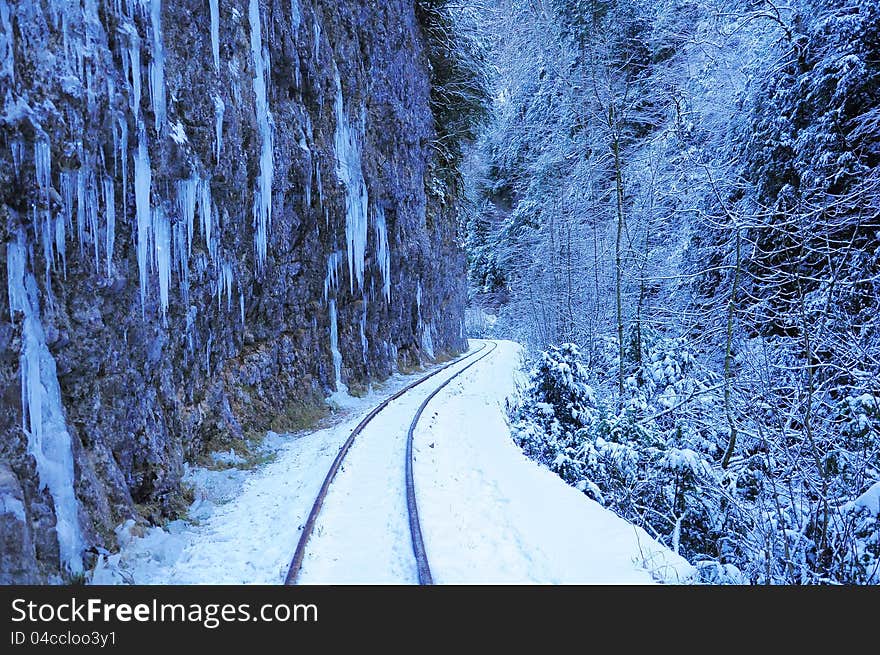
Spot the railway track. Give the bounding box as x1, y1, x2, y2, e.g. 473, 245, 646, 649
405, 340, 498, 584
284, 339, 498, 585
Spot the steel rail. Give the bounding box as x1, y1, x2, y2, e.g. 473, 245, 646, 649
284, 341, 490, 585
405, 340, 499, 585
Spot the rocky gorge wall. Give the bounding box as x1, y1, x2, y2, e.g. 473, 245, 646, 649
0, 0, 467, 583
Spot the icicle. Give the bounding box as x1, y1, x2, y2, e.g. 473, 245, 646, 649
209, 0, 220, 72
60, 171, 75, 232
86, 171, 99, 268
103, 176, 115, 276
313, 20, 320, 62
390, 341, 398, 373
323, 251, 342, 302
416, 279, 423, 335
360, 296, 368, 363
125, 24, 141, 118
34, 139, 51, 204
34, 139, 54, 278
153, 205, 171, 320
185, 307, 195, 358
248, 0, 274, 275
239, 291, 245, 324
61, 11, 70, 72
324, 251, 345, 392
198, 177, 215, 262
210, 202, 220, 262
291, 0, 301, 33
146, 0, 166, 133
289, 0, 302, 87
333, 66, 369, 294
422, 323, 435, 360
121, 27, 131, 88
10, 139, 23, 183
55, 210, 66, 278
172, 218, 189, 306
0, 0, 14, 86
134, 122, 152, 313
6, 231, 84, 574
328, 299, 344, 392
213, 94, 224, 161
107, 75, 117, 124
375, 204, 391, 303
217, 261, 233, 312
111, 114, 119, 174
72, 12, 85, 78
304, 161, 312, 210
176, 175, 198, 257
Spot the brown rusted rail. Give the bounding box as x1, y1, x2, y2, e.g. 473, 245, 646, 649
284, 341, 490, 585
405, 340, 498, 584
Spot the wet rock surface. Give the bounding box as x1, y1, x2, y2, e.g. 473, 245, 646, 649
0, 0, 466, 582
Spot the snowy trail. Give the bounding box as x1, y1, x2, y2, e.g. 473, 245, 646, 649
298, 339, 693, 584
295, 344, 490, 583
90, 345, 486, 585
93, 339, 695, 585
413, 340, 696, 584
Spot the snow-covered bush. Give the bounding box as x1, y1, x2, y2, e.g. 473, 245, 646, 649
511, 339, 730, 563
511, 344, 599, 489
821, 397, 880, 583
473, 0, 880, 585
836, 481, 880, 584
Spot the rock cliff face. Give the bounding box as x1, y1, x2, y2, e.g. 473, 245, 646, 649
0, 0, 467, 583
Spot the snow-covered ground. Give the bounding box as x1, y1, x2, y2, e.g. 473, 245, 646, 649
295, 346, 492, 583
90, 348, 485, 584
92, 339, 695, 585
415, 340, 695, 584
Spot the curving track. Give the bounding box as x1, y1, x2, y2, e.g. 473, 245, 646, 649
285, 340, 497, 585
404, 341, 498, 584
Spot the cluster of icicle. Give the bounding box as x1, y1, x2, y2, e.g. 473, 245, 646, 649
0, 0, 317, 329
324, 63, 396, 391
0, 0, 407, 573
0, 0, 309, 576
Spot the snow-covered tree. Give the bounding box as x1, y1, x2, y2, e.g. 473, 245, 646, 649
469, 0, 880, 584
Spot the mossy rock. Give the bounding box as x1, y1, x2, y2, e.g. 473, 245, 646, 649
346, 380, 369, 398
267, 391, 329, 434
